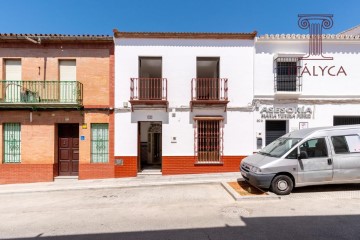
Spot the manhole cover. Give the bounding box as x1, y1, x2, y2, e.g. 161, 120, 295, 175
220, 206, 250, 218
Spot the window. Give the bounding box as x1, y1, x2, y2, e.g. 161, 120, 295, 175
3, 123, 21, 163
4, 59, 22, 102
333, 116, 360, 126
331, 135, 360, 154
59, 60, 77, 103
138, 57, 162, 100
196, 57, 220, 100
274, 57, 301, 92
91, 124, 109, 163
259, 137, 301, 158
195, 118, 223, 163
299, 138, 328, 158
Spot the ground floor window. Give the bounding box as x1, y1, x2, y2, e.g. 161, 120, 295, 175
3, 123, 21, 163
333, 116, 360, 126
91, 123, 109, 163
194, 117, 223, 163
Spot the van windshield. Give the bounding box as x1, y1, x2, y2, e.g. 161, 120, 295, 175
259, 138, 302, 158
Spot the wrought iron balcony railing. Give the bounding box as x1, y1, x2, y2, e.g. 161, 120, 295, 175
0, 81, 83, 107
130, 78, 167, 101
191, 78, 228, 101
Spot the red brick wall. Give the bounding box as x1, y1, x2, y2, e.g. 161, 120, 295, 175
111, 155, 245, 177
79, 164, 114, 180
162, 156, 245, 175
0, 164, 54, 184
114, 156, 137, 178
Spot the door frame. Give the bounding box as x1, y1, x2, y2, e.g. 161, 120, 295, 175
137, 121, 162, 172
57, 123, 79, 176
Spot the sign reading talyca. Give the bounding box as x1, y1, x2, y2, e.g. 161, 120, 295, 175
260, 106, 313, 119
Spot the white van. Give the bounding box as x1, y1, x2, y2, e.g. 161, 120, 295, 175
240, 125, 360, 195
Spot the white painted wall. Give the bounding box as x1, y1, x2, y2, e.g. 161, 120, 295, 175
114, 38, 255, 156
255, 39, 360, 97
254, 103, 360, 149
254, 38, 360, 151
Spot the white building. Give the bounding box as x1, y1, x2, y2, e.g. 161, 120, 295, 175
254, 33, 360, 149
113, 30, 257, 176
113, 28, 360, 177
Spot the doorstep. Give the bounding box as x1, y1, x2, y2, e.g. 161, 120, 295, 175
138, 169, 162, 176
54, 176, 79, 182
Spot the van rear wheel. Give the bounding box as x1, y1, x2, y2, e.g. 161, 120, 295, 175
271, 175, 293, 195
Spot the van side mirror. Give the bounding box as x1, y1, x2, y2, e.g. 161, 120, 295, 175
298, 151, 308, 160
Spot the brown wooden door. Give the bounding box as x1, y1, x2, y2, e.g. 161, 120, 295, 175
58, 124, 79, 176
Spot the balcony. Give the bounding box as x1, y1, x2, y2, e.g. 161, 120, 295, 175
0, 81, 83, 108
191, 78, 229, 111
129, 78, 168, 111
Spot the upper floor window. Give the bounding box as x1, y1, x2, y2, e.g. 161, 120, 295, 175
195, 57, 220, 100
274, 57, 301, 92
138, 57, 162, 100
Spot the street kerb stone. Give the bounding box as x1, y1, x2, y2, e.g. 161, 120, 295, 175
221, 179, 281, 201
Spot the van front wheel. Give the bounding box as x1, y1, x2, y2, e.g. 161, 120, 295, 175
271, 175, 293, 195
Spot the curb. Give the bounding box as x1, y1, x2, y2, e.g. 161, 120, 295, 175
221, 180, 281, 201
0, 178, 238, 195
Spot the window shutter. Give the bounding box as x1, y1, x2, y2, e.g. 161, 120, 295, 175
5, 60, 21, 80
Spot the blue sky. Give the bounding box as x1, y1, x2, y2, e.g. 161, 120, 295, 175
0, 0, 359, 35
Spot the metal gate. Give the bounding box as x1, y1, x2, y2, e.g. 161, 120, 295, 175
333, 116, 360, 126
265, 120, 287, 145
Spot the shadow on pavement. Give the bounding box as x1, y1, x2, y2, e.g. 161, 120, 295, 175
5, 215, 360, 240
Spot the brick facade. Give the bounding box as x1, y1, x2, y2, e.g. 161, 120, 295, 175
0, 37, 115, 184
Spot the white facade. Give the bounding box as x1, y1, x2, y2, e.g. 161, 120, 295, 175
114, 37, 256, 159
254, 35, 360, 149
114, 32, 360, 170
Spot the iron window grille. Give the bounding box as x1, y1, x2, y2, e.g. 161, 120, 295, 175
91, 123, 109, 163
194, 117, 224, 163
3, 123, 21, 163
274, 57, 302, 92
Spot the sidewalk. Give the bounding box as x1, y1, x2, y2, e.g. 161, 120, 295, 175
0, 172, 242, 194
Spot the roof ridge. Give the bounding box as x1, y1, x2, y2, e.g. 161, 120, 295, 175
339, 24, 360, 34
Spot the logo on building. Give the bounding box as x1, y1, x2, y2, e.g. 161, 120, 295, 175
298, 14, 333, 60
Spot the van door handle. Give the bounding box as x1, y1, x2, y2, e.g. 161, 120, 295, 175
327, 158, 332, 165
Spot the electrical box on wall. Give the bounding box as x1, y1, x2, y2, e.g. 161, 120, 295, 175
256, 132, 262, 138
256, 138, 263, 149
171, 136, 177, 143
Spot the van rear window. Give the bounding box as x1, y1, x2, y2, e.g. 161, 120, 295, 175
331, 135, 360, 154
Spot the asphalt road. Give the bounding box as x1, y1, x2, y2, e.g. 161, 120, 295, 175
1, 183, 360, 240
